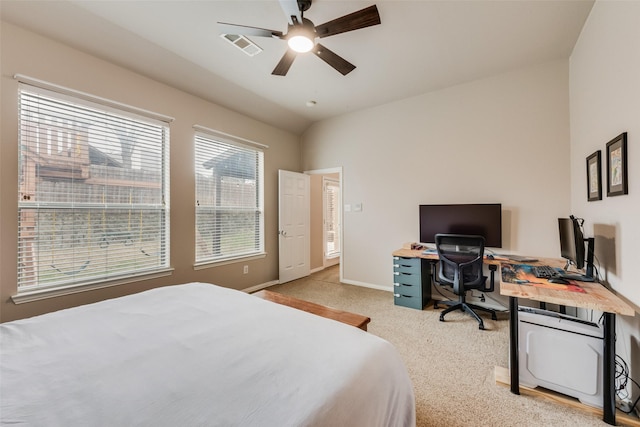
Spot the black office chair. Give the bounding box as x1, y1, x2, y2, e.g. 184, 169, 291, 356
433, 234, 497, 330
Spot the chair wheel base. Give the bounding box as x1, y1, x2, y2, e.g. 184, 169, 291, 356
436, 300, 495, 330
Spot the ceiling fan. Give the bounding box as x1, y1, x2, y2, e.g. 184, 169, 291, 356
218, 0, 381, 76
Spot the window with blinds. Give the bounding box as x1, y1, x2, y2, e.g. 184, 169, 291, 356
195, 133, 264, 264
323, 178, 341, 258
17, 84, 170, 291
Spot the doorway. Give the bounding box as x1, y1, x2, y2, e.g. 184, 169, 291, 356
323, 176, 340, 267
305, 167, 343, 280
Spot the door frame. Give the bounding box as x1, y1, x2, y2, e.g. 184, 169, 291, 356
304, 167, 343, 283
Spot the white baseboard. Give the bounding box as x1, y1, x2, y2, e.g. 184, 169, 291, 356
242, 264, 334, 294
340, 278, 392, 292
243, 276, 507, 312
243, 280, 279, 294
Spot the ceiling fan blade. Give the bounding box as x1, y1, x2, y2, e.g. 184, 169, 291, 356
278, 0, 303, 25
313, 43, 355, 76
272, 49, 297, 76
315, 5, 381, 38
218, 22, 283, 38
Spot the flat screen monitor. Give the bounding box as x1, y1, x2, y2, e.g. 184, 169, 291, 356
558, 217, 585, 270
419, 203, 502, 248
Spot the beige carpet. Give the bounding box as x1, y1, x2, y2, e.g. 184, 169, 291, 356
266, 265, 608, 427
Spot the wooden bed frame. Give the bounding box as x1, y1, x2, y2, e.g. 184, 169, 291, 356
253, 289, 371, 331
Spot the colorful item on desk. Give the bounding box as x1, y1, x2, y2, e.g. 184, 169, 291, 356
501, 263, 585, 293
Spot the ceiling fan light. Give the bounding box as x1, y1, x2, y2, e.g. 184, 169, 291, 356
288, 35, 314, 53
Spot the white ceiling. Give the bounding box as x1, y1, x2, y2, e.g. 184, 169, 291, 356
1, 0, 594, 135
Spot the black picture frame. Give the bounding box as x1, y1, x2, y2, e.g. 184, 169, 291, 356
586, 150, 602, 201
606, 132, 628, 197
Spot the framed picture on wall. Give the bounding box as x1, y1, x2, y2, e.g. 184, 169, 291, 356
606, 132, 628, 197
586, 150, 602, 201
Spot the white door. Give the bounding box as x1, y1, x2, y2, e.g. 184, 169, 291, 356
278, 170, 310, 283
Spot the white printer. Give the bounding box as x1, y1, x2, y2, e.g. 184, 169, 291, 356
517, 306, 604, 408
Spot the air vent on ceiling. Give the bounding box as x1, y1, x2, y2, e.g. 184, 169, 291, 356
221, 34, 263, 57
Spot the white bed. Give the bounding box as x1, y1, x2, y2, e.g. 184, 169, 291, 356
1, 283, 415, 426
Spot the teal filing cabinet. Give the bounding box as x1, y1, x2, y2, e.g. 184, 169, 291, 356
392, 256, 431, 309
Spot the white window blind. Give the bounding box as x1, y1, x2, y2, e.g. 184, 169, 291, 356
324, 178, 341, 258
195, 133, 264, 264
17, 84, 170, 291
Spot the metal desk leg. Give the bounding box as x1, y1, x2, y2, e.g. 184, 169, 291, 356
509, 296, 520, 395
603, 312, 616, 425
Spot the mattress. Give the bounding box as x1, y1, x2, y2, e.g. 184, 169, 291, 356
1, 283, 415, 426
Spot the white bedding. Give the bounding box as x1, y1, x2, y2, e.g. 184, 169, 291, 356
1, 283, 415, 426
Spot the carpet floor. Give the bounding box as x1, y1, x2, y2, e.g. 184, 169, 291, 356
266, 265, 609, 427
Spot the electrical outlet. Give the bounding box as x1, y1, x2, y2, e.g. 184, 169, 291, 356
243, 265, 248, 274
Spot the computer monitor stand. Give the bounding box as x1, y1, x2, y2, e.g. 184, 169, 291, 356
559, 237, 595, 282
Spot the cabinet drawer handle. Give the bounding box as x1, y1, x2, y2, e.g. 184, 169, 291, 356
394, 272, 400, 275
393, 264, 399, 268
394, 293, 414, 298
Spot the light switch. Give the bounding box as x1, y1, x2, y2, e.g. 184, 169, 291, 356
354, 203, 362, 212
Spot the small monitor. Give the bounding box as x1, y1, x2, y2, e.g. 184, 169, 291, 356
558, 217, 585, 269
419, 203, 502, 248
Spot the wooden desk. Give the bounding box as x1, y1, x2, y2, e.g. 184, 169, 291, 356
499, 258, 634, 426
254, 290, 371, 331
392, 248, 500, 304
392, 247, 502, 266
396, 247, 635, 424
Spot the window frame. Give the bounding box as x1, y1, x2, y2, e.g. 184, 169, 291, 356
13, 82, 172, 303
193, 128, 266, 268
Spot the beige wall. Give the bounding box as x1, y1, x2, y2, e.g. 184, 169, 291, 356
569, 0, 640, 393
301, 59, 571, 290
0, 23, 300, 322
569, 0, 640, 310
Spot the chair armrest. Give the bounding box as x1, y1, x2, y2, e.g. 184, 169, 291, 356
483, 264, 497, 292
